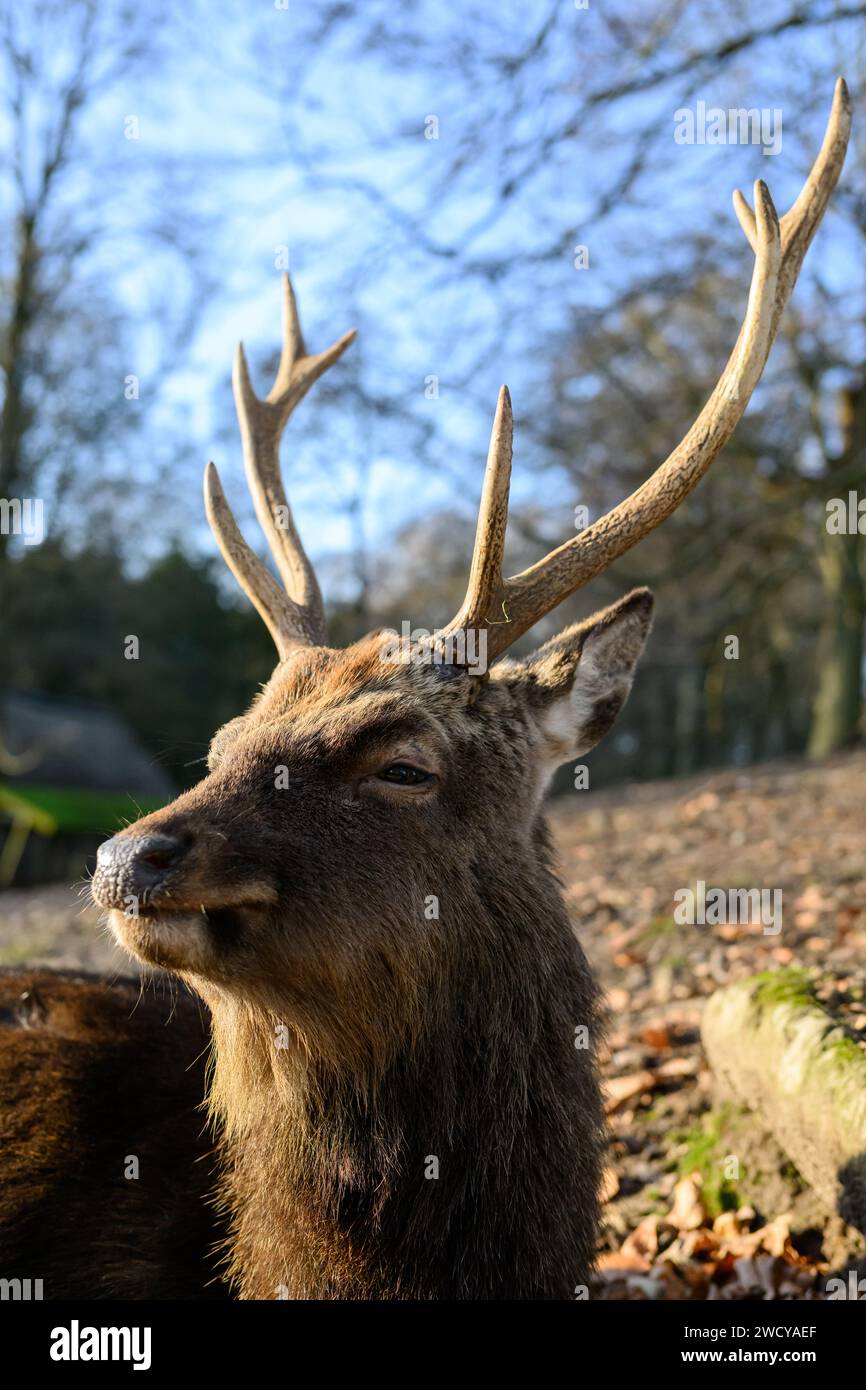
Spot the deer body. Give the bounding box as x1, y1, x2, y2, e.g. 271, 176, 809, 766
0, 83, 849, 1299
0, 969, 225, 1299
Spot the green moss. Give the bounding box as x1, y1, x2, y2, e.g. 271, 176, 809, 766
747, 969, 866, 1069
827, 1033, 865, 1069
676, 1107, 743, 1217
749, 967, 817, 1011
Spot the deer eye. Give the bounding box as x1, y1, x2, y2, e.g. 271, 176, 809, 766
378, 764, 432, 786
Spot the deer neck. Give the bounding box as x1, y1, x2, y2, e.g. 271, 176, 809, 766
201, 875, 604, 1301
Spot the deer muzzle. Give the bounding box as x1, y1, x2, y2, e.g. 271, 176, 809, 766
92, 833, 190, 910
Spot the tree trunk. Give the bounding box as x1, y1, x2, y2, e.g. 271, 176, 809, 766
807, 385, 866, 759
0, 213, 40, 564
808, 528, 865, 756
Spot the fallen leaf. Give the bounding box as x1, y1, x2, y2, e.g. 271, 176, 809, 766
604, 1069, 656, 1112
641, 1023, 671, 1050
621, 1215, 661, 1262
596, 1248, 651, 1273
667, 1172, 706, 1232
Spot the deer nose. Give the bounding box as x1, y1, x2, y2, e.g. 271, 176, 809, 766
92, 833, 188, 909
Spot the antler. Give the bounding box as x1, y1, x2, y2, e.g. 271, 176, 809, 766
438, 79, 851, 664
205, 273, 356, 656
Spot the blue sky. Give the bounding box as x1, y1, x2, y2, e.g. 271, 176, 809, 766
4, 0, 863, 590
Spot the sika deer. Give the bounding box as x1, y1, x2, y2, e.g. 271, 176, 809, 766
0, 82, 851, 1300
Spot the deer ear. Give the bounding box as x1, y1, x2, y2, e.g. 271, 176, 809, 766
516, 588, 654, 767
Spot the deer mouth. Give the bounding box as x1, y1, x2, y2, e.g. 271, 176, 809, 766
92, 831, 277, 972
107, 905, 246, 972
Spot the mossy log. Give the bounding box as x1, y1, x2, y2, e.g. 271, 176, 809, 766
701, 971, 866, 1230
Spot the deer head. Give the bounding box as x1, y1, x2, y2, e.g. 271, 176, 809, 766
93, 78, 850, 1040
89, 85, 849, 1298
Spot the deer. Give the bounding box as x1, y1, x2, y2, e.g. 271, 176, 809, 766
0, 82, 850, 1300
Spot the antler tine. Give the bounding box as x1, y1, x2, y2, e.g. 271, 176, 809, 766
440, 82, 849, 665
733, 77, 851, 338
232, 272, 357, 643
272, 271, 306, 393
440, 386, 513, 638
204, 462, 314, 657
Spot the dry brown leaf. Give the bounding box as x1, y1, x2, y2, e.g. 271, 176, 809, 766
613, 951, 644, 968
756, 1213, 792, 1259
655, 1055, 700, 1080
712, 1210, 743, 1241
641, 1023, 671, 1050
604, 1069, 656, 1113
794, 885, 834, 912
667, 1172, 707, 1231
621, 1215, 661, 1263
596, 1248, 651, 1273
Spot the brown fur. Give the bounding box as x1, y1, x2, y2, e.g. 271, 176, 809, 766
0, 969, 226, 1298
1, 588, 653, 1299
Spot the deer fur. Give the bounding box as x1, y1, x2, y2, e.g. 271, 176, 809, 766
0, 968, 226, 1298
0, 590, 651, 1300
98, 589, 652, 1299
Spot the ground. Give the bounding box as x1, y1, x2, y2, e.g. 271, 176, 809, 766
2, 749, 865, 1299
549, 748, 866, 1298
